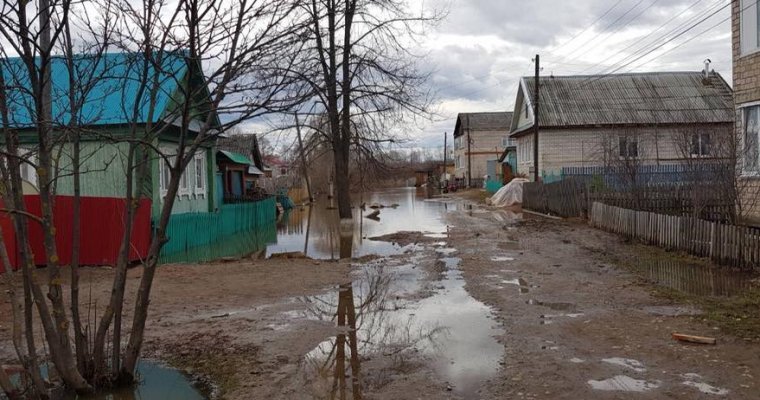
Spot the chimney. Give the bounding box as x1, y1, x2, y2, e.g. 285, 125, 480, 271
703, 58, 712, 80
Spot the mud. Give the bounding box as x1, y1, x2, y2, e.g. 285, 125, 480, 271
2, 189, 760, 400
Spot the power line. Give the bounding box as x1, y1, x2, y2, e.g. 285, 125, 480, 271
580, 1, 731, 86
588, 0, 728, 78
574, 0, 708, 75
546, 0, 626, 57
558, 0, 648, 63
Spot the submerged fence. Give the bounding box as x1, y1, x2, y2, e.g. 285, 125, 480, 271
590, 202, 760, 269
160, 197, 277, 263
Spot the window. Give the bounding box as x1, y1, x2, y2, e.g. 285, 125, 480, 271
741, 0, 760, 54
743, 105, 760, 175
619, 135, 639, 158
524, 103, 530, 119
501, 136, 515, 147
159, 156, 172, 196
194, 153, 206, 196
179, 167, 189, 195
690, 133, 711, 157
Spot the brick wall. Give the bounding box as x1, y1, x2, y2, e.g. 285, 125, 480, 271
453, 129, 507, 180
733, 0, 760, 223
515, 125, 732, 180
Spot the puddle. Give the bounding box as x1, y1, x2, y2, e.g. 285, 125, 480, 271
588, 375, 660, 392
635, 258, 754, 297
59, 361, 205, 399
569, 357, 585, 363
643, 305, 702, 317
491, 256, 515, 262
266, 188, 462, 259
298, 251, 503, 399
602, 357, 646, 373
682, 373, 729, 396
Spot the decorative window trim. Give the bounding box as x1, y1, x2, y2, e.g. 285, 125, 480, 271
193, 152, 206, 197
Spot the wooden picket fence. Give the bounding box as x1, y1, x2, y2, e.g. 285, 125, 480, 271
590, 202, 760, 270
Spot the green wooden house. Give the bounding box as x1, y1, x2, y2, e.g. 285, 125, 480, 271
1, 52, 219, 219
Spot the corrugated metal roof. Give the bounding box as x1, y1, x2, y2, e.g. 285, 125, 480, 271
516, 71, 733, 132
454, 112, 513, 137
1, 52, 189, 128
247, 165, 264, 175
218, 150, 253, 165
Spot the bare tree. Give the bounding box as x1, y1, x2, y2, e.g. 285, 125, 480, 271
0, 0, 304, 396
291, 0, 440, 219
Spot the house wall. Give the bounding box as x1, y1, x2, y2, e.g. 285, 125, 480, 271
152, 141, 216, 219
453, 129, 508, 182
55, 141, 133, 197
515, 125, 733, 181
733, 0, 760, 225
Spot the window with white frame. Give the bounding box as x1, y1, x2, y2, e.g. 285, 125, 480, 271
619, 135, 639, 158
194, 152, 206, 196
18, 149, 38, 187
159, 156, 173, 197
743, 105, 760, 175
179, 166, 190, 195
501, 136, 514, 147
690, 133, 711, 157
741, 0, 760, 55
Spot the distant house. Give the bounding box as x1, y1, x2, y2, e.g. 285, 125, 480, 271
216, 134, 267, 200
509, 71, 734, 181
1, 52, 220, 220
733, 1, 760, 223
414, 162, 455, 187
264, 155, 290, 178
452, 112, 514, 186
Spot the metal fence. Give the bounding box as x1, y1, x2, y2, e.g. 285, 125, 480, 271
160, 197, 277, 263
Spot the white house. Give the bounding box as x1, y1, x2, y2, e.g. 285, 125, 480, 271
452, 112, 513, 185
509, 71, 735, 181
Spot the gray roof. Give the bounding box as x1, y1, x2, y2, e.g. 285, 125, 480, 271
513, 71, 734, 135
454, 112, 513, 137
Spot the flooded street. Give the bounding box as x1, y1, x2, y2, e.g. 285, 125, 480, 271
270, 188, 505, 398
267, 187, 459, 259
3, 189, 759, 400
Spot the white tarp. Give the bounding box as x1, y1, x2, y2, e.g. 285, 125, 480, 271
487, 178, 529, 207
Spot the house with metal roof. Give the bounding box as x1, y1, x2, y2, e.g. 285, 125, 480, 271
452, 112, 514, 186
1, 52, 220, 219
509, 70, 734, 182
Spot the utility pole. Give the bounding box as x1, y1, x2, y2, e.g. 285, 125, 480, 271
443, 131, 448, 188
466, 114, 472, 188
294, 113, 313, 203
533, 54, 540, 183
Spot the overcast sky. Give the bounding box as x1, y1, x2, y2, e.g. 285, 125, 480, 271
407, 0, 732, 150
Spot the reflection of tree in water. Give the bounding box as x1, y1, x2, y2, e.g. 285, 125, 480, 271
298, 262, 445, 399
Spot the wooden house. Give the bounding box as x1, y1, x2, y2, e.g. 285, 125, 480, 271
1, 52, 221, 220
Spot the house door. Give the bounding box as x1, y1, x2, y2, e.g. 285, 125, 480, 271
231, 171, 243, 196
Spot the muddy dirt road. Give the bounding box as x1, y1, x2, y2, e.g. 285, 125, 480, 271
1, 188, 759, 399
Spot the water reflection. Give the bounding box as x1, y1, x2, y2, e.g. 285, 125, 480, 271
297, 251, 503, 398
267, 188, 459, 259
636, 258, 754, 297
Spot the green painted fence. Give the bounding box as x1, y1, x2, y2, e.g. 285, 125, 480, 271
160, 197, 277, 263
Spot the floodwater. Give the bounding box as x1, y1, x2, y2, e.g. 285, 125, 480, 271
267, 187, 459, 259
634, 258, 754, 297
292, 245, 504, 399
59, 361, 205, 399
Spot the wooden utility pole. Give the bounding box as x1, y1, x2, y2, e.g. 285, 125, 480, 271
443, 131, 447, 186
294, 113, 313, 202
533, 54, 540, 182
467, 114, 472, 187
